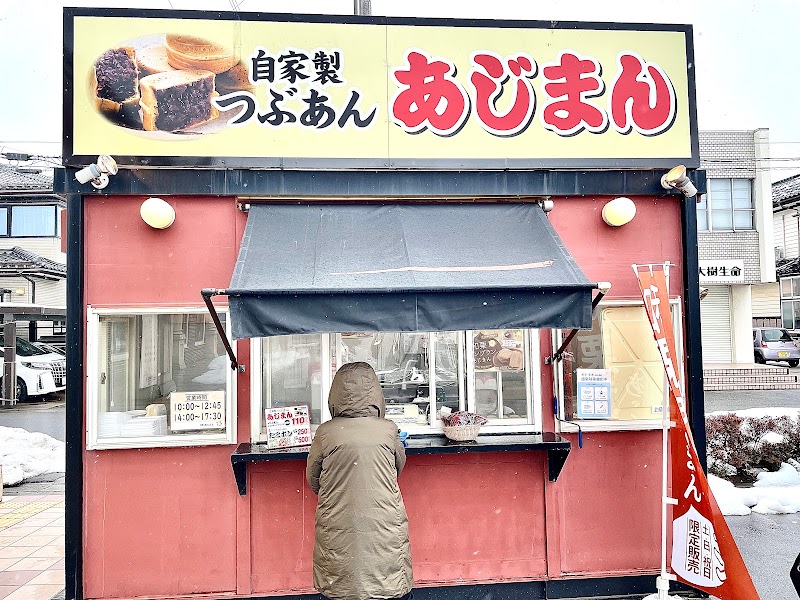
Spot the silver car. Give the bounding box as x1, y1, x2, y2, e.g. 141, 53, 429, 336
753, 327, 800, 367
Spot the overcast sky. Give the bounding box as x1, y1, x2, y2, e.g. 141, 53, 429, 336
1, 0, 799, 180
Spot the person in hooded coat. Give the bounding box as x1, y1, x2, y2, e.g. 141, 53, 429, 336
306, 362, 413, 600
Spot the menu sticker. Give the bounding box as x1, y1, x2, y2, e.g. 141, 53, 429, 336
170, 390, 225, 430
264, 405, 312, 449
473, 329, 524, 372
576, 369, 611, 419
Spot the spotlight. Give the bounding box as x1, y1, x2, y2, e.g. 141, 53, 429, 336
75, 155, 118, 189
699, 287, 709, 301
660, 165, 697, 198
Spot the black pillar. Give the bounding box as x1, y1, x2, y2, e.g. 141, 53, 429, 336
680, 194, 707, 471
65, 193, 84, 600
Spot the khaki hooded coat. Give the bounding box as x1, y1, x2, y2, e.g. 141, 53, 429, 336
306, 362, 413, 600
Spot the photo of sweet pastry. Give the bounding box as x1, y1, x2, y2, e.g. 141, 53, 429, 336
89, 33, 250, 135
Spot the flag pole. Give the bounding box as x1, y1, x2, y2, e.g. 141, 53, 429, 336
636, 262, 680, 600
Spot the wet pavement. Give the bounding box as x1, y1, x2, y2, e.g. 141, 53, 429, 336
726, 512, 800, 600
0, 397, 64, 442
705, 388, 800, 413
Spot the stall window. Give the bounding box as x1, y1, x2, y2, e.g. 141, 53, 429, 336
555, 300, 683, 432
87, 308, 236, 449
252, 329, 541, 440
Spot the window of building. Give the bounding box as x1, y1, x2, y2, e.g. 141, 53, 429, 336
554, 300, 683, 432
1, 205, 59, 237
696, 179, 754, 231
251, 329, 542, 440
87, 308, 236, 449
780, 276, 800, 330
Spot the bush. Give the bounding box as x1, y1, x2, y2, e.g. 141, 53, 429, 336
705, 413, 800, 483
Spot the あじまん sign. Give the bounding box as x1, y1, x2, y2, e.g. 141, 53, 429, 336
65, 9, 697, 169
264, 406, 312, 449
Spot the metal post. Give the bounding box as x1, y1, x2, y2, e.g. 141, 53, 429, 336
2, 322, 16, 405
65, 192, 84, 600
681, 194, 707, 471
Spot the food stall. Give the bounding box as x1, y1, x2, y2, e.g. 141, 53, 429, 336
57, 8, 707, 600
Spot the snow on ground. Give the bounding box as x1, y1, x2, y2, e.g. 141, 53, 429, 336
0, 426, 65, 486
706, 406, 800, 516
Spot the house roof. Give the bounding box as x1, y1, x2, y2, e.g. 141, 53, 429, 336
777, 257, 800, 278
773, 173, 800, 208
0, 246, 66, 279
0, 166, 54, 193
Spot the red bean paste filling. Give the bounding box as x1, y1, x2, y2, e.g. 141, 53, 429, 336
95, 49, 138, 103
154, 78, 213, 131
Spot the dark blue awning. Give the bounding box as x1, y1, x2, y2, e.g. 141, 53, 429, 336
227, 203, 594, 338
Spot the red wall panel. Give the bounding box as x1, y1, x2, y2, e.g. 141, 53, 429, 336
83, 196, 245, 599
248, 452, 548, 595
544, 195, 681, 576
83, 446, 239, 598
549, 196, 684, 299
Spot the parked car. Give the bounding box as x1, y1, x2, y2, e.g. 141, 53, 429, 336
753, 327, 800, 367
0, 336, 66, 401
31, 341, 66, 356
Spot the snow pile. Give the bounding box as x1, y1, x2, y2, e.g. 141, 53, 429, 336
709, 463, 800, 516
705, 406, 800, 515
0, 426, 65, 486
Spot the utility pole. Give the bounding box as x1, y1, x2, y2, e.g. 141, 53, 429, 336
354, 0, 371, 15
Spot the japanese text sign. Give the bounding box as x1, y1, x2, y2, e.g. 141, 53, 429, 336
635, 265, 759, 599
264, 405, 312, 449
170, 391, 225, 431
698, 260, 745, 284
65, 9, 697, 169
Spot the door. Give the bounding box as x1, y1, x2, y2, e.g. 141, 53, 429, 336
700, 286, 733, 363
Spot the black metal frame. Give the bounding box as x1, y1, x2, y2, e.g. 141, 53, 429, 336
65, 193, 84, 600
201, 288, 238, 371
681, 195, 707, 469
57, 166, 709, 600
546, 286, 609, 364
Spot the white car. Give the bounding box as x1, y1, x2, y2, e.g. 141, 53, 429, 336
0, 337, 66, 402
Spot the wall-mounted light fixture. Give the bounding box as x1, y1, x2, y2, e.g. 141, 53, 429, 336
699, 286, 709, 301
602, 197, 636, 227
660, 164, 697, 198
140, 197, 176, 229
75, 155, 118, 190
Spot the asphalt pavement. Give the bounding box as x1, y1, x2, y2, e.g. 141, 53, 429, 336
0, 395, 65, 442
705, 388, 800, 414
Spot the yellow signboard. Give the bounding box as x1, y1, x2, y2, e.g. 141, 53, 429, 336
65, 9, 698, 169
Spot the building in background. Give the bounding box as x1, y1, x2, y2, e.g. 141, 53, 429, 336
772, 173, 800, 332
0, 165, 66, 346
697, 129, 775, 363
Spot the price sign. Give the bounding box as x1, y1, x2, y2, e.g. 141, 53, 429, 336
264, 405, 312, 449
170, 391, 225, 431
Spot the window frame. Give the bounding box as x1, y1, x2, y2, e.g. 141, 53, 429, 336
250, 329, 543, 441
553, 298, 684, 433
696, 178, 754, 232
780, 276, 800, 330
86, 306, 237, 450
0, 204, 59, 238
